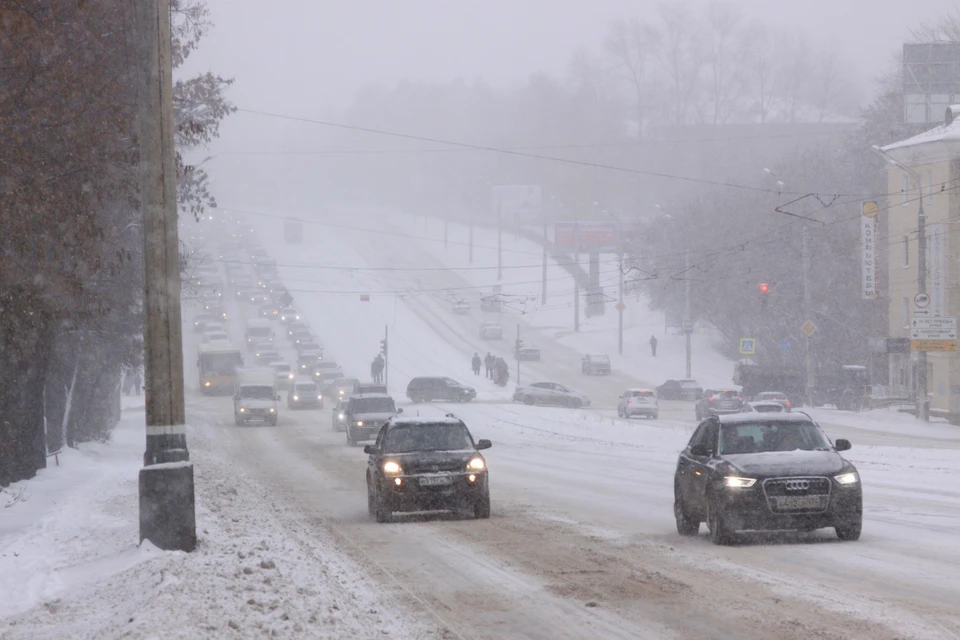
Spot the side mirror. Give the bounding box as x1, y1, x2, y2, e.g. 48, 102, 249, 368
396, 407, 403, 414
834, 438, 852, 452
690, 443, 710, 457
363, 445, 379, 455
476, 439, 492, 450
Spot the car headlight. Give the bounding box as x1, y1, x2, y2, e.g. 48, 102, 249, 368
269, 408, 275, 413
239, 407, 246, 412
383, 461, 402, 474
834, 472, 859, 485
724, 476, 756, 488
467, 457, 485, 471
204, 381, 211, 387
293, 395, 299, 401
356, 421, 363, 426
339, 413, 345, 420
317, 395, 322, 400
288, 373, 295, 379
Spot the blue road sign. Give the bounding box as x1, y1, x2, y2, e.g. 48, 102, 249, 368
779, 339, 791, 352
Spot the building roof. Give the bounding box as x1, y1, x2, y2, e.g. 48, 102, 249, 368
881, 105, 960, 164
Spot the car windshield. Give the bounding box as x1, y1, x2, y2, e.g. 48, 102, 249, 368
442, 378, 460, 386
713, 390, 740, 399
719, 421, 831, 454
247, 327, 271, 337
317, 362, 339, 370
383, 424, 473, 453
273, 365, 291, 373
295, 384, 317, 393
753, 404, 783, 413
240, 385, 274, 400
631, 390, 655, 398
352, 398, 395, 413
591, 355, 610, 363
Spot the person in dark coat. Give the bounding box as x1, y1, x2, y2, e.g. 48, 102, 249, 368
483, 352, 494, 379
650, 335, 658, 357
471, 353, 482, 376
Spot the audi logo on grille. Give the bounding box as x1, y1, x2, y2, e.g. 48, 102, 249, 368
784, 480, 810, 491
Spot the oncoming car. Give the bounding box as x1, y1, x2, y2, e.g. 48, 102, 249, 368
673, 413, 862, 545
364, 416, 492, 522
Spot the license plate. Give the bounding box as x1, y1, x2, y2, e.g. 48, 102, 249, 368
775, 496, 823, 510
419, 476, 453, 487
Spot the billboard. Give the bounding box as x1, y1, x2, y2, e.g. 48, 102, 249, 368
903, 43, 960, 124
554, 222, 619, 253
492, 185, 541, 223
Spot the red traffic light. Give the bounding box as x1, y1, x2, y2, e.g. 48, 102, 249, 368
759, 283, 769, 293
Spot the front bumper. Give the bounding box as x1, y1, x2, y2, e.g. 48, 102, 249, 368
716, 481, 862, 532
379, 473, 488, 512
348, 423, 382, 440
289, 399, 323, 409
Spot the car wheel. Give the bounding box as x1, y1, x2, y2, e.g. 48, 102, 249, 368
367, 483, 376, 518
374, 486, 392, 523
617, 407, 624, 418
346, 428, 356, 447
674, 486, 700, 536
569, 397, 582, 409
707, 497, 736, 545
475, 492, 491, 519
523, 395, 535, 405
653, 413, 659, 420
835, 518, 862, 541
234, 416, 242, 426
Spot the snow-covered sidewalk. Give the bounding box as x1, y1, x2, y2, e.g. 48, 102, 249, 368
0, 399, 425, 639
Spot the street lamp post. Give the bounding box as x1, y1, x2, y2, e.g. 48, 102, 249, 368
872, 146, 929, 422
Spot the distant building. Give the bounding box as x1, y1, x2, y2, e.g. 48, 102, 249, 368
880, 105, 960, 419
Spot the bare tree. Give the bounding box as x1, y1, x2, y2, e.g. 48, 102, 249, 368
910, 8, 960, 42
653, 2, 705, 126
603, 17, 660, 138
700, 4, 754, 125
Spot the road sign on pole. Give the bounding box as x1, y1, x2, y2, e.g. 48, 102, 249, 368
739, 338, 756, 355
801, 321, 817, 336
778, 339, 791, 352
910, 317, 957, 340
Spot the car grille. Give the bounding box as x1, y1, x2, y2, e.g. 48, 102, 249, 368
403, 461, 464, 474
762, 477, 830, 513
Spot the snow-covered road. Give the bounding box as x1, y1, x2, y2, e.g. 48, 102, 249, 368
4, 210, 960, 639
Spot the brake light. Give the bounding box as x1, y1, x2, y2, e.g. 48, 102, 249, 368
628, 401, 633, 405
785, 401, 791, 407
708, 397, 714, 402
738, 397, 742, 402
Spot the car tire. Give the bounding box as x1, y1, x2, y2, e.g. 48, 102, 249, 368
569, 397, 582, 409
346, 428, 356, 447
367, 483, 376, 518
617, 407, 624, 418
374, 486, 392, 523
268, 418, 278, 426
835, 518, 862, 541
674, 487, 700, 536
523, 395, 535, 405
653, 413, 659, 420
234, 416, 243, 426
475, 492, 491, 519
707, 498, 736, 546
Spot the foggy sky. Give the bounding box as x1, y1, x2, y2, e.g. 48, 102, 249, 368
184, 0, 958, 117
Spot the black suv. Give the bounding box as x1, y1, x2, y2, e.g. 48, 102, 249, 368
364, 415, 491, 522
406, 377, 477, 403
673, 413, 862, 545
343, 393, 400, 446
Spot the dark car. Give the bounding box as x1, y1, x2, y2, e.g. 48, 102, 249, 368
656, 379, 703, 401
343, 393, 401, 446
694, 389, 744, 420
406, 377, 477, 403
287, 379, 323, 409
673, 413, 862, 545
581, 354, 611, 375
296, 351, 322, 375
364, 416, 492, 522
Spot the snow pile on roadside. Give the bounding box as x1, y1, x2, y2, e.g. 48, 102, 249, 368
0, 407, 427, 639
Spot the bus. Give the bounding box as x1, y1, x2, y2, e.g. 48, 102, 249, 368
197, 343, 244, 395
284, 218, 303, 243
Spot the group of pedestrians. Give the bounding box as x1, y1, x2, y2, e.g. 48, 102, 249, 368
370, 353, 385, 384
472, 352, 509, 387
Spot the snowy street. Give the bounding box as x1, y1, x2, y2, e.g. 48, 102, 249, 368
5, 213, 960, 639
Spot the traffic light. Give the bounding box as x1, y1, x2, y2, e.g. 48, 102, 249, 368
380, 339, 388, 356
759, 283, 769, 308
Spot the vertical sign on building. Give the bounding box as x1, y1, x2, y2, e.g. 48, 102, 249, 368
861, 200, 879, 299
928, 221, 945, 317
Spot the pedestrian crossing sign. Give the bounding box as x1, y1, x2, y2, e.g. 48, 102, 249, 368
739, 338, 756, 355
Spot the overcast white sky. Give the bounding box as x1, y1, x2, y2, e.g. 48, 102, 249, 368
184, 0, 958, 117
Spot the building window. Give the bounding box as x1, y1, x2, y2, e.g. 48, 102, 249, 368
902, 173, 910, 206
903, 235, 909, 267
902, 297, 910, 329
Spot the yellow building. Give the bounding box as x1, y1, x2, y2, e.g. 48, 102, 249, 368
880, 105, 960, 419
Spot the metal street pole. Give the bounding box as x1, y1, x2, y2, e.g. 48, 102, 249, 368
516, 324, 521, 385
618, 249, 624, 355
384, 324, 389, 393
497, 202, 503, 281
136, 0, 195, 552
469, 219, 473, 264
685, 249, 692, 379
574, 222, 580, 332
871, 148, 928, 421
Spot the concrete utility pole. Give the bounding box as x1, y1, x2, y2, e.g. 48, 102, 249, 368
384, 324, 389, 393
135, 0, 195, 552
684, 249, 692, 379
872, 147, 928, 421
497, 201, 503, 281
516, 324, 521, 385
618, 248, 625, 355
541, 222, 548, 304
574, 222, 580, 332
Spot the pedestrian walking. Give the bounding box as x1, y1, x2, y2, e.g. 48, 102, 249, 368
649, 335, 658, 357
483, 352, 494, 379
134, 371, 142, 396
471, 353, 482, 376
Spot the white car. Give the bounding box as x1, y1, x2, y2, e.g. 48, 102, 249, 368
513, 381, 590, 408
617, 388, 659, 419
279, 307, 300, 323
740, 401, 788, 414
479, 321, 503, 340
269, 361, 296, 390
